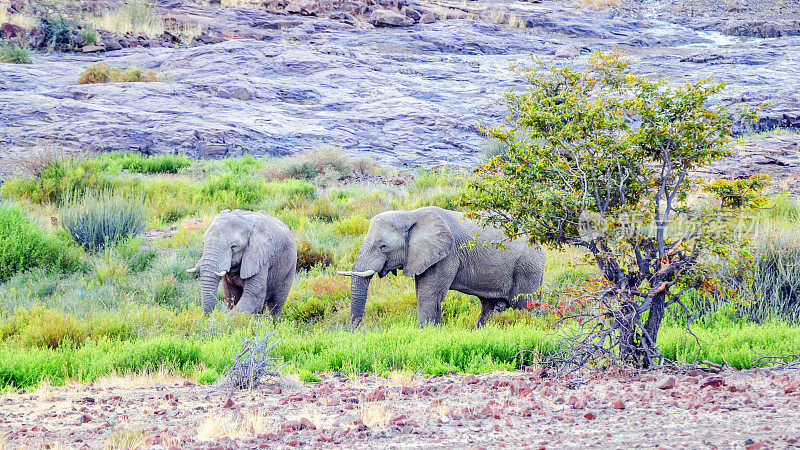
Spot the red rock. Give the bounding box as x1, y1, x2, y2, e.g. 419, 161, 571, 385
272, 387, 282, 394
319, 433, 333, 442
364, 388, 386, 402
79, 414, 92, 424
508, 380, 530, 396
584, 412, 596, 420
657, 376, 676, 390
463, 375, 479, 385
539, 386, 551, 396
401, 386, 415, 395
700, 377, 724, 389
613, 399, 625, 410
222, 398, 235, 408
280, 420, 303, 432
288, 439, 299, 446
300, 418, 316, 430
568, 395, 578, 405
0, 23, 24, 38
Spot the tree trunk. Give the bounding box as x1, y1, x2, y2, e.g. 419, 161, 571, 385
644, 290, 667, 352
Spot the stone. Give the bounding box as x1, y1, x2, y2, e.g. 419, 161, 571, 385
0, 22, 23, 38
555, 44, 581, 58
463, 375, 479, 385
280, 420, 304, 432
657, 377, 676, 390
81, 45, 106, 53
300, 418, 316, 430
79, 414, 93, 424
369, 9, 414, 27
364, 388, 386, 402
222, 398, 236, 408
612, 399, 625, 409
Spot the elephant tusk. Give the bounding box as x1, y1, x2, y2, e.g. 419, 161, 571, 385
337, 269, 376, 278
186, 267, 197, 273
214, 271, 227, 277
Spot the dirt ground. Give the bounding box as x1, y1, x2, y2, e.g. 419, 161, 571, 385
2, 368, 800, 449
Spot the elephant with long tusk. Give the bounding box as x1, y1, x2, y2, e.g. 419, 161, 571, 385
339, 206, 545, 328
187, 209, 296, 316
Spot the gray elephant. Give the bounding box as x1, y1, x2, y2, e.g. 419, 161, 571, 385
187, 209, 296, 316
338, 206, 545, 328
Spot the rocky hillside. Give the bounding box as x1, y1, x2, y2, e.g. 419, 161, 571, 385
1, 0, 799, 174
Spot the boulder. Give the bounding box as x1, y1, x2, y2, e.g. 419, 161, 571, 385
0, 22, 24, 38
369, 9, 414, 27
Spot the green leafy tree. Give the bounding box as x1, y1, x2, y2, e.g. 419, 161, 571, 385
461, 51, 762, 368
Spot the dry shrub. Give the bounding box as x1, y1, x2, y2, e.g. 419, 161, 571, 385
296, 240, 334, 271
4, 145, 65, 178
361, 403, 390, 429
196, 409, 268, 441
78, 63, 161, 84
311, 276, 349, 299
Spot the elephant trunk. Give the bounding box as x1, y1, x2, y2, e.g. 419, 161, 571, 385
195, 242, 230, 314
200, 273, 222, 314
349, 274, 371, 328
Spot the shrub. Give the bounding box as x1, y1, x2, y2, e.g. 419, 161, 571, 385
0, 157, 133, 205
0, 202, 83, 282
201, 173, 269, 210
264, 146, 370, 183
61, 189, 148, 252
224, 156, 261, 174
220, 332, 288, 390
745, 231, 800, 323
296, 240, 334, 271
80, 27, 98, 45
101, 153, 192, 174
0, 44, 32, 64
92, 250, 130, 286
333, 215, 369, 236
78, 63, 160, 84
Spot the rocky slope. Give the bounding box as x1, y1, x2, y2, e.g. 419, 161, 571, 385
1, 0, 799, 172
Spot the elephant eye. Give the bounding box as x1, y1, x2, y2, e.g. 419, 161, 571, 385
231, 244, 238, 249
379, 243, 388, 252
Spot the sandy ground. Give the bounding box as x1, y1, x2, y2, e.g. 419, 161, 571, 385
2, 368, 800, 449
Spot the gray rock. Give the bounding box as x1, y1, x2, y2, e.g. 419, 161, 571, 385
369, 9, 414, 27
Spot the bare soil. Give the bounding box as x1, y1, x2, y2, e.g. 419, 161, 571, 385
2, 368, 800, 448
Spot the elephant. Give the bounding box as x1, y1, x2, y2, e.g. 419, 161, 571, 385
338, 206, 546, 328
187, 209, 296, 316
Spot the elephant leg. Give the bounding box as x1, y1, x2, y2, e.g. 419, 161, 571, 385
476, 298, 495, 328
236, 271, 268, 314
223, 276, 244, 310
266, 275, 293, 319
414, 259, 458, 327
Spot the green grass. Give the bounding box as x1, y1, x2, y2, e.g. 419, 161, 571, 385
1, 149, 800, 391
0, 44, 32, 64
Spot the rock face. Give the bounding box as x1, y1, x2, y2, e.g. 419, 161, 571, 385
1, 0, 799, 175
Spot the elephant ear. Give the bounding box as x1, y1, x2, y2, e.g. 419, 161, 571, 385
403, 208, 454, 277
241, 212, 274, 279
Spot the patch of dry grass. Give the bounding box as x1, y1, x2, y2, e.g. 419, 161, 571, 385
196, 409, 268, 441
78, 63, 161, 84
91, 367, 188, 389
108, 425, 148, 449
0, 2, 38, 29
361, 403, 391, 429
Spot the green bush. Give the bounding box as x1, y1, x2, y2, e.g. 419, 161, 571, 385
0, 158, 134, 204
0, 202, 83, 282
0, 44, 32, 64
746, 231, 800, 323
201, 173, 268, 210
100, 153, 192, 174
61, 189, 148, 252
223, 155, 261, 174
